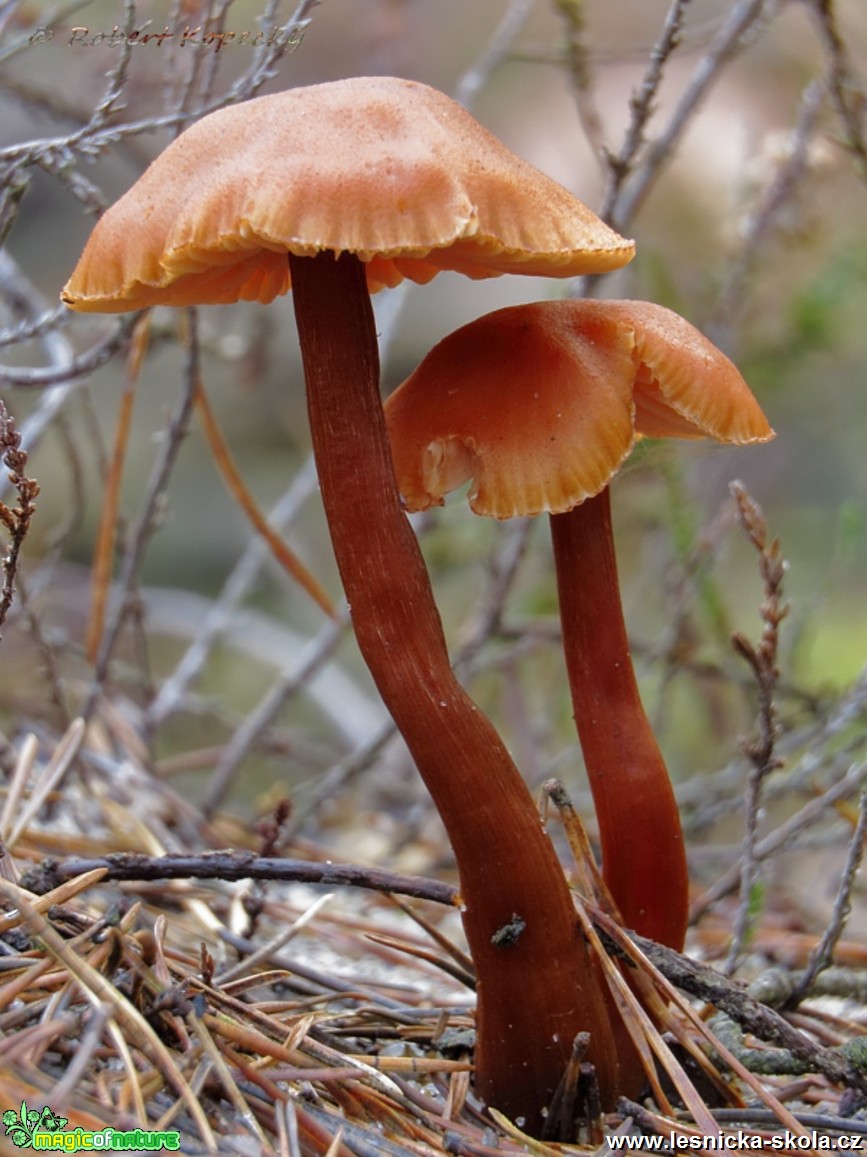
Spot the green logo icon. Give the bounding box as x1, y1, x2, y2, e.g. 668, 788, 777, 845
3, 1103, 68, 1148
2, 1102, 182, 1150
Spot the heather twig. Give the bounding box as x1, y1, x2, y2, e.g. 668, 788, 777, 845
0, 400, 39, 632
612, 0, 782, 230
599, 0, 692, 217
725, 482, 789, 972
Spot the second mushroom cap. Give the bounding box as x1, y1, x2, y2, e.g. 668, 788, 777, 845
384, 299, 775, 519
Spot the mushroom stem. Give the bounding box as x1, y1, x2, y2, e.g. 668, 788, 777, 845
289, 250, 620, 1130
550, 489, 688, 951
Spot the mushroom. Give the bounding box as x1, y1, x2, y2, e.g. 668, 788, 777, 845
385, 298, 775, 950
62, 78, 637, 1130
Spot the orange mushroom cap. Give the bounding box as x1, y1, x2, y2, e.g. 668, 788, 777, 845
61, 77, 634, 313
384, 299, 774, 519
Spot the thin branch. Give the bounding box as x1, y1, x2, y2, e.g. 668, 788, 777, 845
48, 852, 459, 907
194, 381, 335, 619
785, 790, 867, 1009
0, 317, 136, 388
811, 0, 867, 182
612, 0, 781, 231
82, 312, 200, 721
636, 932, 867, 1094
599, 0, 693, 219
200, 611, 351, 817
712, 79, 826, 339
725, 482, 788, 974
453, 0, 535, 109
145, 455, 322, 729
551, 0, 611, 165
227, 0, 317, 103
691, 757, 867, 920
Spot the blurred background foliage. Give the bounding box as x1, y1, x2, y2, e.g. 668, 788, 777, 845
0, 0, 866, 930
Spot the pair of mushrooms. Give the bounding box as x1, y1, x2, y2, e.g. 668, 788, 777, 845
63, 77, 772, 1134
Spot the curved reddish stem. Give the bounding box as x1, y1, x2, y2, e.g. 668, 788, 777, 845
550, 490, 688, 951
289, 251, 621, 1132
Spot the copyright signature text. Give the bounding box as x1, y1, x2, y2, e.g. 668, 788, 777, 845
29, 24, 305, 52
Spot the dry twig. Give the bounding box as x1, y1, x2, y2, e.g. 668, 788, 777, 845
725, 481, 789, 973
0, 401, 39, 632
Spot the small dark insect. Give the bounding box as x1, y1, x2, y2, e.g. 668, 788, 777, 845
491, 913, 526, 948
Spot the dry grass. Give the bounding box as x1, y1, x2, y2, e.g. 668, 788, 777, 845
0, 699, 865, 1153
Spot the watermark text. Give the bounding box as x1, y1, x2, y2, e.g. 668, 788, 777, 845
29, 23, 305, 52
